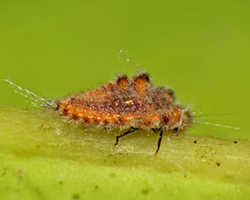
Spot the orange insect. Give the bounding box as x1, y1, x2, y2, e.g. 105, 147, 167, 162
4, 71, 192, 153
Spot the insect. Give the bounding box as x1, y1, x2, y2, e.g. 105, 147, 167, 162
4, 71, 192, 153
56, 72, 192, 153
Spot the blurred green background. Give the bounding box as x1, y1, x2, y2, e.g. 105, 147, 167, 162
0, 0, 249, 139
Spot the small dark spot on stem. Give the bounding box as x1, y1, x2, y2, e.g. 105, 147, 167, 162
58, 180, 64, 185
72, 193, 80, 200
141, 189, 149, 195
1, 172, 6, 176
109, 173, 116, 178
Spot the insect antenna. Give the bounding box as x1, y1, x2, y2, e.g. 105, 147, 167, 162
191, 112, 237, 118
190, 109, 240, 129
3, 78, 56, 109
117, 49, 142, 68
193, 120, 240, 130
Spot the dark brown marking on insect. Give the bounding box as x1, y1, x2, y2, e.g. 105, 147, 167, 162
161, 114, 169, 126
159, 86, 175, 101
133, 72, 150, 83
72, 114, 79, 121
62, 108, 68, 116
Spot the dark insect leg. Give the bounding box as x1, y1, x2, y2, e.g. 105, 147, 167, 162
155, 127, 165, 154
114, 127, 139, 147
151, 128, 161, 133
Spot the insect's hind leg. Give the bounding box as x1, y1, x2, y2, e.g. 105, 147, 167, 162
114, 127, 139, 147
155, 127, 165, 154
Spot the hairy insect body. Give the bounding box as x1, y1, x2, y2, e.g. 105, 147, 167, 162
55, 73, 191, 132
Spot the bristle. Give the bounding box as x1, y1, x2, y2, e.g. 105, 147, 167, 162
3, 78, 55, 108
194, 120, 240, 130
117, 49, 142, 68
192, 112, 237, 118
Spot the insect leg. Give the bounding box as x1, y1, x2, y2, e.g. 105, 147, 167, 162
155, 127, 164, 154
114, 127, 139, 147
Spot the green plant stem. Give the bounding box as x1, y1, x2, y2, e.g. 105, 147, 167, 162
0, 105, 249, 200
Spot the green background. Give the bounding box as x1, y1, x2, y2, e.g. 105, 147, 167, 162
0, 1, 250, 199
